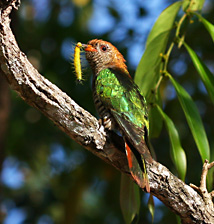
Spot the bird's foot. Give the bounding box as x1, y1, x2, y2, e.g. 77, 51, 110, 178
98, 113, 114, 130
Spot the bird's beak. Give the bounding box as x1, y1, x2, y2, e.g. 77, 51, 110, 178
81, 44, 97, 52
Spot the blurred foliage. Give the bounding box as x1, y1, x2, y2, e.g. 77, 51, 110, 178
0, 0, 214, 224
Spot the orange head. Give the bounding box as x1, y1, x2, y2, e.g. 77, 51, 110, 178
82, 39, 129, 75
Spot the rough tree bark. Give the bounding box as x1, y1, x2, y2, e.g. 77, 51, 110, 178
0, 1, 213, 223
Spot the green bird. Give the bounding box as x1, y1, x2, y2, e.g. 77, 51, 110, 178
82, 39, 152, 192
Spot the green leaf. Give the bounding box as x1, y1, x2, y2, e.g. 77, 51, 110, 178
120, 174, 140, 224
176, 215, 182, 224
157, 105, 187, 180
169, 74, 210, 162
194, 13, 214, 42
148, 194, 155, 223
184, 42, 214, 103
207, 148, 214, 191
135, 1, 182, 98
183, 0, 205, 11
135, 32, 166, 98
149, 92, 163, 138
149, 106, 163, 139
146, 1, 182, 47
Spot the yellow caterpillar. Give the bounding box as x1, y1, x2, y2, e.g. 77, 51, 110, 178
74, 42, 83, 83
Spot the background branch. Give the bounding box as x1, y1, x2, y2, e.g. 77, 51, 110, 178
0, 1, 213, 223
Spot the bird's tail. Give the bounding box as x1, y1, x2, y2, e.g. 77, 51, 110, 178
125, 141, 150, 192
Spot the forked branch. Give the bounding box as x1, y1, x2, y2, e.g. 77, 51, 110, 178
190, 160, 214, 208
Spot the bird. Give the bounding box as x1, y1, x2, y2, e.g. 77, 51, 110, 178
82, 39, 152, 192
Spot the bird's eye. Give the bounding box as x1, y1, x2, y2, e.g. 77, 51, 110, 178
101, 45, 107, 52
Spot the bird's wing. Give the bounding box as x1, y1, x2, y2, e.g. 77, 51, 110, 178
110, 109, 151, 162
96, 68, 151, 157
111, 109, 151, 192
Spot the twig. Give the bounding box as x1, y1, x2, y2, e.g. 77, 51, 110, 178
190, 159, 214, 208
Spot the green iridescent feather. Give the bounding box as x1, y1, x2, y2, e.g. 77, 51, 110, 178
95, 68, 149, 139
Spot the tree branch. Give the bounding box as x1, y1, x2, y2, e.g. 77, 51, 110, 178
0, 1, 213, 223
